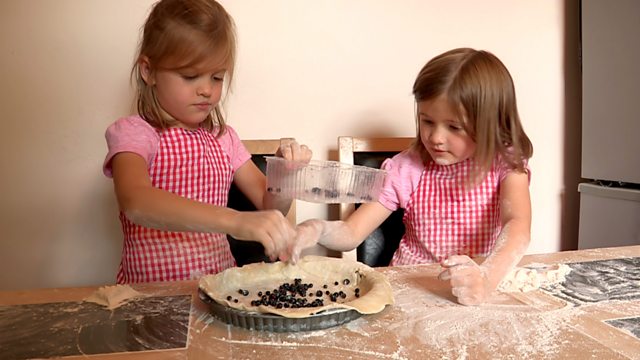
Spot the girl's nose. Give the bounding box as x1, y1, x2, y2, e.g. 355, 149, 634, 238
197, 80, 213, 97
429, 127, 445, 145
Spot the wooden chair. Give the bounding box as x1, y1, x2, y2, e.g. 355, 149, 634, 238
227, 138, 296, 266
338, 136, 414, 264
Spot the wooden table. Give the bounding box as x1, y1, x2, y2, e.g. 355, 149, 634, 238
2, 246, 639, 359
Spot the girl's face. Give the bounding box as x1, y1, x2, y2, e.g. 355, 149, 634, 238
418, 95, 476, 165
142, 59, 226, 129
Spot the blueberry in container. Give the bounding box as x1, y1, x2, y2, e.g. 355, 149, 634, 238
265, 157, 386, 204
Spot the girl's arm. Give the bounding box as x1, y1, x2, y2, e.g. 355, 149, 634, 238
233, 141, 312, 215
290, 202, 393, 263
112, 152, 294, 260
440, 170, 531, 305
481, 170, 532, 288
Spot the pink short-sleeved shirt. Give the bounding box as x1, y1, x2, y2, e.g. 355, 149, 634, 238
103, 116, 250, 177
377, 150, 528, 212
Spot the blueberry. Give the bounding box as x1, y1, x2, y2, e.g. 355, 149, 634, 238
343, 279, 350, 285
324, 189, 339, 198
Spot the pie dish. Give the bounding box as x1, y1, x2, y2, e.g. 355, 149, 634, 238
198, 256, 394, 320
198, 289, 364, 332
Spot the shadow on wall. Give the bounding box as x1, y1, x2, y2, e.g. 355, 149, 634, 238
560, 0, 582, 251
50, 178, 122, 290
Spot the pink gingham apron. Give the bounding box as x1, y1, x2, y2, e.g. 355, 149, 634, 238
391, 158, 502, 265
117, 127, 236, 283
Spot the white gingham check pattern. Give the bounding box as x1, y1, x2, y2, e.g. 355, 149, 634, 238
117, 127, 236, 283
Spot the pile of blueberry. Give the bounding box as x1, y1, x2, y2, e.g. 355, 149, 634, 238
226, 278, 361, 309
309, 187, 373, 201
311, 187, 339, 199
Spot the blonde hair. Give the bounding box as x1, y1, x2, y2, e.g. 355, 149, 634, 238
411, 48, 533, 180
132, 0, 236, 135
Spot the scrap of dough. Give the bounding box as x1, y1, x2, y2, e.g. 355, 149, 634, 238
84, 285, 146, 310
199, 255, 394, 318
498, 264, 572, 293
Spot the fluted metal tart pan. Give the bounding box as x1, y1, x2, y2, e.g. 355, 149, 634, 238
198, 289, 362, 332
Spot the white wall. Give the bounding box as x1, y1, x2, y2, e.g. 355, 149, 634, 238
0, 0, 579, 290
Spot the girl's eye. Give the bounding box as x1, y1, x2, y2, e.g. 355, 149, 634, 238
449, 124, 463, 131
421, 119, 434, 126
212, 72, 226, 82
181, 74, 199, 80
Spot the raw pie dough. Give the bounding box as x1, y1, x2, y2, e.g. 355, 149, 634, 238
497, 263, 572, 293
199, 255, 394, 318
84, 284, 146, 310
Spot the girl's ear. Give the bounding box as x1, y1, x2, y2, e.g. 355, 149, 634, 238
139, 56, 155, 86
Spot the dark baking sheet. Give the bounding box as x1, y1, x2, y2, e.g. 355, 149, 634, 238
0, 295, 191, 360
198, 289, 362, 332
605, 316, 640, 340
541, 257, 640, 305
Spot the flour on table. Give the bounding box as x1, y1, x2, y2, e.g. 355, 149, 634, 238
84, 284, 146, 310
498, 264, 571, 293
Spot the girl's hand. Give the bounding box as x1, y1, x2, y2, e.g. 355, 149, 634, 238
288, 219, 324, 264
278, 141, 312, 163
438, 255, 493, 306
230, 210, 296, 262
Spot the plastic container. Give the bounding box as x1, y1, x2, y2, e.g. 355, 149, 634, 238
265, 157, 386, 204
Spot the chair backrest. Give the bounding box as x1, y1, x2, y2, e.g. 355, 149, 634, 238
227, 138, 296, 266
338, 136, 414, 265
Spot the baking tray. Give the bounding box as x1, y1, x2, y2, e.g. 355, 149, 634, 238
198, 289, 362, 332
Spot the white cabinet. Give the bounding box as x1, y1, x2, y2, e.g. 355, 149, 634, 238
578, 184, 640, 249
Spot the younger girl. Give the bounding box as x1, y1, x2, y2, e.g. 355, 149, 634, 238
292, 48, 532, 305
103, 0, 311, 283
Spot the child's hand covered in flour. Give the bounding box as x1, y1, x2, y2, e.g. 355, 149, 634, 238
287, 219, 324, 264
439, 255, 493, 306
